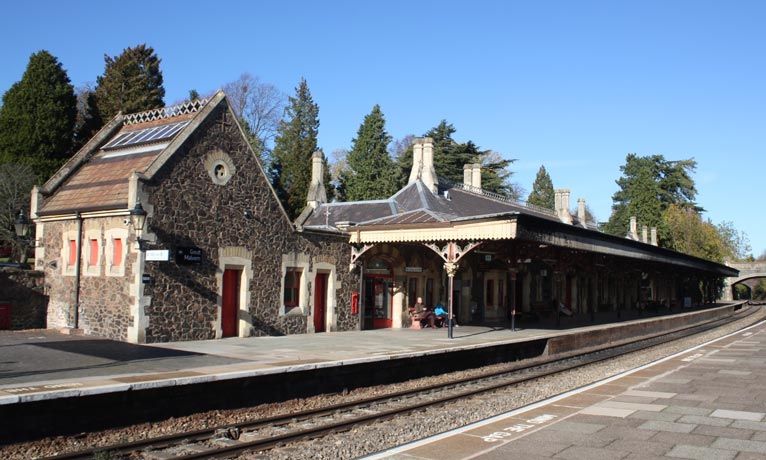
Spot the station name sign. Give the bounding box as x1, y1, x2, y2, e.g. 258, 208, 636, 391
176, 247, 203, 265
145, 249, 169, 261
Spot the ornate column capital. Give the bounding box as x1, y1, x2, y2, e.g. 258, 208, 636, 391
444, 262, 459, 277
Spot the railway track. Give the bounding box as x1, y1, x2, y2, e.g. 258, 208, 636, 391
43, 305, 761, 460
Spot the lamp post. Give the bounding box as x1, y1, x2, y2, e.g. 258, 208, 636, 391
129, 198, 148, 251
13, 210, 31, 265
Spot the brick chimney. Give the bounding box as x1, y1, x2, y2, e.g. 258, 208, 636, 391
306, 151, 327, 209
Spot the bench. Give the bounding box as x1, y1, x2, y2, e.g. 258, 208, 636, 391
408, 307, 445, 329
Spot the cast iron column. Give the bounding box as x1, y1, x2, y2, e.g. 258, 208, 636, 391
445, 262, 458, 339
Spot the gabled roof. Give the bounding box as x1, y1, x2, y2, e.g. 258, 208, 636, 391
37, 94, 223, 216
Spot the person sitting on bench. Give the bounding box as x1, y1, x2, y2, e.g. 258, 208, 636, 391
413, 297, 437, 328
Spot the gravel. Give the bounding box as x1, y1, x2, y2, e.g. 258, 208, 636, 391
1, 307, 762, 460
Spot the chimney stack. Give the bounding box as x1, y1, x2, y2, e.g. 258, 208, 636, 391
629, 216, 638, 240
306, 151, 327, 209
642, 225, 648, 244
420, 138, 438, 193
408, 139, 424, 185
555, 189, 573, 224
650, 227, 658, 246
408, 138, 438, 193
463, 164, 473, 188
577, 198, 586, 225
471, 163, 482, 190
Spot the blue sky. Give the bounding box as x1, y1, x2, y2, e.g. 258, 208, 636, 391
2, 1, 764, 256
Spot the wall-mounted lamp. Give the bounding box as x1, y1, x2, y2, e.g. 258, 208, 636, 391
14, 210, 30, 239
128, 198, 148, 251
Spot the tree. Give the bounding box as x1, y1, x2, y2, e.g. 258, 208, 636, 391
338, 105, 400, 201
604, 154, 699, 244
72, 85, 102, 154
270, 78, 325, 219
527, 165, 555, 210
94, 44, 165, 121
395, 120, 520, 197
0, 50, 77, 180
0, 164, 38, 262
662, 204, 727, 262
715, 221, 751, 261
222, 73, 285, 165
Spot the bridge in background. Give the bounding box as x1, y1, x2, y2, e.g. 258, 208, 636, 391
722, 262, 766, 300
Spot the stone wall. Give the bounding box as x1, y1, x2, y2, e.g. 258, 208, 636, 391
142, 102, 359, 342
38, 216, 137, 340
0, 268, 47, 329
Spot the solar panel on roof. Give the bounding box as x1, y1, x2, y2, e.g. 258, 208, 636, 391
102, 121, 189, 150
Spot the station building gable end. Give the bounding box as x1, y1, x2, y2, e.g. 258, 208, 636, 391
32, 92, 358, 343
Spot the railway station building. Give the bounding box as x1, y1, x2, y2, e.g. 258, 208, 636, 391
30, 93, 737, 342
297, 140, 738, 330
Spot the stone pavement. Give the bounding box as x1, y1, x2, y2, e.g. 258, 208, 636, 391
365, 317, 766, 460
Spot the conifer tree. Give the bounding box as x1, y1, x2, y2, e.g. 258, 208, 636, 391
604, 153, 699, 243
94, 44, 165, 120
527, 165, 555, 210
338, 105, 399, 201
395, 120, 519, 196
270, 78, 325, 219
0, 50, 77, 180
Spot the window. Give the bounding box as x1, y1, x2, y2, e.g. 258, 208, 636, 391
68, 240, 77, 266
408, 278, 417, 307
105, 228, 128, 276
113, 238, 123, 267
284, 269, 301, 307
89, 239, 99, 266
426, 278, 434, 308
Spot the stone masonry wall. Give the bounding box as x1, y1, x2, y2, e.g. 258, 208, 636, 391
39, 217, 136, 340
143, 102, 358, 342
0, 268, 47, 329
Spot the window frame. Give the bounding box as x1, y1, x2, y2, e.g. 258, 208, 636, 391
283, 269, 302, 308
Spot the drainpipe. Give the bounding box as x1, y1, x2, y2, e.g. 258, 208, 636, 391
358, 260, 364, 331
73, 212, 82, 329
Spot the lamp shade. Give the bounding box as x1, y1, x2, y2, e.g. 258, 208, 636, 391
129, 198, 148, 231
14, 210, 29, 238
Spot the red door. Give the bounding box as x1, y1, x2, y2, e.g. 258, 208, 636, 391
314, 273, 327, 332
222, 269, 240, 337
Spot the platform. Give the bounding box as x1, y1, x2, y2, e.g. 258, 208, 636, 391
0, 302, 752, 443
0, 303, 746, 404
366, 311, 766, 460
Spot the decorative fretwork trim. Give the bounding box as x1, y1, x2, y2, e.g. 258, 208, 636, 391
124, 98, 209, 125
423, 241, 482, 264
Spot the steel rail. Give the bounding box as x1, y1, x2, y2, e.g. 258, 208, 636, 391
42, 305, 758, 460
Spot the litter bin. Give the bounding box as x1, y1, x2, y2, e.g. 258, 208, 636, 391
0, 302, 10, 329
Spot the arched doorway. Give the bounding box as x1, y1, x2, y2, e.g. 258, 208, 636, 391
363, 257, 393, 329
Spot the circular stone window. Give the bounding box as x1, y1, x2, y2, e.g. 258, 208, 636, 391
204, 150, 236, 185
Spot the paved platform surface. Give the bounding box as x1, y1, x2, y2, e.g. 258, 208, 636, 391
366, 316, 766, 460
0, 305, 737, 406
0, 324, 555, 404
